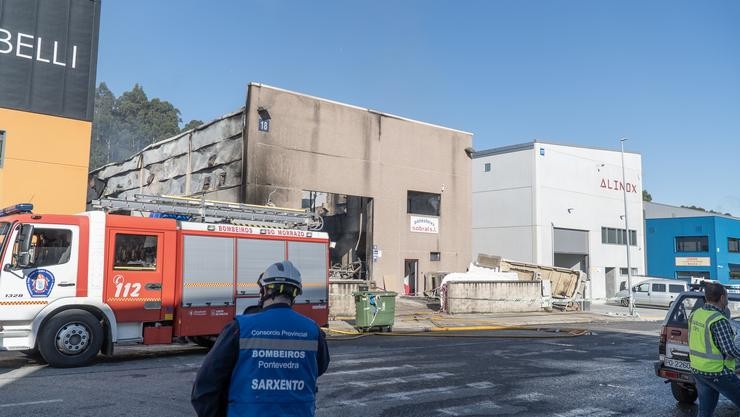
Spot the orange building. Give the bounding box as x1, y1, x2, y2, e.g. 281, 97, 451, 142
0, 0, 101, 214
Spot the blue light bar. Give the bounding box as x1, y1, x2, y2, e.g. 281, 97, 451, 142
0, 203, 33, 217
149, 212, 191, 221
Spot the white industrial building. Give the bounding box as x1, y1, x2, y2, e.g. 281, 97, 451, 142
472, 141, 645, 301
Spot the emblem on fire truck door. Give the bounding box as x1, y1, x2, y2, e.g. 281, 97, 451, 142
26, 269, 55, 297
112, 275, 141, 298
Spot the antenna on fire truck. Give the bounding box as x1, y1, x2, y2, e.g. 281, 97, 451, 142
91, 194, 323, 230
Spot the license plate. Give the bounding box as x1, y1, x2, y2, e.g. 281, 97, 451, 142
665, 358, 691, 371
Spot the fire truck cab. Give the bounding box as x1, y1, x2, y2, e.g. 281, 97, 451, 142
0, 199, 329, 367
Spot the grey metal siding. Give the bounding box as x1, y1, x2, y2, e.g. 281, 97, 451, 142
236, 238, 285, 297
288, 241, 327, 304
182, 235, 234, 307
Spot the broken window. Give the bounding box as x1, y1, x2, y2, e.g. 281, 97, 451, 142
407, 191, 440, 216
303, 191, 373, 280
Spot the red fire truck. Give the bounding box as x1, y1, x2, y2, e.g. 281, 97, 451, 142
0, 196, 328, 367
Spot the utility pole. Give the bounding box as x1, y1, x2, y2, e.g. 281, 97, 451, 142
620, 138, 635, 316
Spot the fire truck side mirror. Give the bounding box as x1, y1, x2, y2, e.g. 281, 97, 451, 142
16, 224, 34, 268
16, 252, 31, 268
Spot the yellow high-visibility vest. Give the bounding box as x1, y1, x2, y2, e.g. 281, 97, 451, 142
689, 307, 736, 373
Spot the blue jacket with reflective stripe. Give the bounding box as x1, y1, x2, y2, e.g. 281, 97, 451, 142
228, 305, 320, 417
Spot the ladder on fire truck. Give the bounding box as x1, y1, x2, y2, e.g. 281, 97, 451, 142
91, 194, 323, 230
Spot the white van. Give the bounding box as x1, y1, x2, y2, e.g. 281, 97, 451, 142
615, 277, 688, 308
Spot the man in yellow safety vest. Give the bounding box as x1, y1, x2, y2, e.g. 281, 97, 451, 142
689, 282, 740, 416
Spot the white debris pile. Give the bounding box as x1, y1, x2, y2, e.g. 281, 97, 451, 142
439, 263, 519, 312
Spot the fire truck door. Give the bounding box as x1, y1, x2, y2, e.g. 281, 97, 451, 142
105, 231, 164, 323
0, 224, 79, 321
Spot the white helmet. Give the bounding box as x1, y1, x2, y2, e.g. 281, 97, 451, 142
258, 261, 303, 298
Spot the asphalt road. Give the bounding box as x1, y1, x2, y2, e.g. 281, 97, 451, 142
0, 321, 736, 417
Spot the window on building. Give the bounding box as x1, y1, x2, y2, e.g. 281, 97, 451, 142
619, 267, 638, 276
608, 228, 617, 244
669, 284, 685, 293
114, 234, 158, 270
675, 236, 709, 252
407, 191, 441, 216
730, 264, 740, 280
601, 227, 637, 246
484, 163, 491, 172
652, 283, 666, 292
430, 252, 441, 261
676, 271, 710, 281
730, 238, 740, 253
23, 228, 73, 268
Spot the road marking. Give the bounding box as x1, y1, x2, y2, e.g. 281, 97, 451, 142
599, 383, 625, 389
511, 348, 588, 357
0, 399, 64, 408
384, 386, 457, 400
437, 401, 500, 416
543, 341, 575, 347
336, 399, 368, 407
0, 365, 45, 390
555, 407, 619, 417
326, 364, 415, 376
331, 357, 389, 366
328, 340, 505, 358
173, 362, 201, 369
326, 380, 501, 408
514, 392, 550, 401
349, 372, 455, 388
466, 381, 495, 389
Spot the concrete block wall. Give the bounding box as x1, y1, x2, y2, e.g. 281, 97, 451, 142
445, 281, 543, 314
329, 279, 370, 319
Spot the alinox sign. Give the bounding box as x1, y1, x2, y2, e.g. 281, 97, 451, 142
600, 178, 639, 194
0, 0, 100, 121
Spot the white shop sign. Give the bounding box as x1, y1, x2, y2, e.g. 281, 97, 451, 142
675, 257, 711, 267
410, 216, 439, 234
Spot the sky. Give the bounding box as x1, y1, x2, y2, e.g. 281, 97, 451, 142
97, 0, 740, 215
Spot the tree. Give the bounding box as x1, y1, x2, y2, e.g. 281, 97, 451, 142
182, 119, 204, 132
680, 205, 734, 217
90, 82, 116, 169
642, 189, 652, 202
90, 83, 185, 170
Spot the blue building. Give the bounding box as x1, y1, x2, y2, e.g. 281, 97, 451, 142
645, 202, 740, 283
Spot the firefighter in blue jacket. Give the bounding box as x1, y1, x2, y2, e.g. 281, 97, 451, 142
191, 261, 330, 417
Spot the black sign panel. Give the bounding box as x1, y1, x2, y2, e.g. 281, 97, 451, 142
0, 0, 100, 121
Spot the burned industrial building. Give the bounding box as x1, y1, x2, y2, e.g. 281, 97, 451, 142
89, 83, 472, 293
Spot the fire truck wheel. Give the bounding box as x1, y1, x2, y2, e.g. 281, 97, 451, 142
189, 336, 216, 349
38, 309, 104, 368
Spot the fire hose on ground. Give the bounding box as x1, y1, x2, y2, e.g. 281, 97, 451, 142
322, 325, 591, 341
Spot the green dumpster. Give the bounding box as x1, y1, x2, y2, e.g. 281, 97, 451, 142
353, 291, 397, 332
